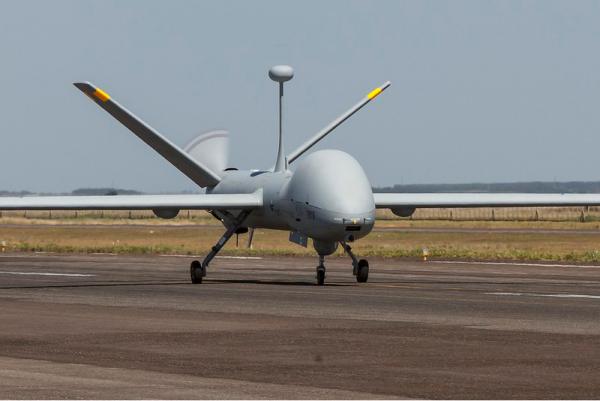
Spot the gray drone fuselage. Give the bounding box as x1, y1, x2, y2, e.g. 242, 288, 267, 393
208, 149, 375, 251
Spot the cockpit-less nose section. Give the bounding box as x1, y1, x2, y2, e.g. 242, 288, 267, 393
285, 149, 375, 242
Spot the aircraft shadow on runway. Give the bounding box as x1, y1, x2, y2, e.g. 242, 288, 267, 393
0, 279, 573, 291
0, 278, 354, 290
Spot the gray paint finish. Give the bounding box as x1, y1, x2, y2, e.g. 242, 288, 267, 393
0, 192, 262, 210
374, 192, 600, 208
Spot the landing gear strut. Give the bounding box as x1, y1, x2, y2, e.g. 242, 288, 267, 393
340, 241, 369, 283
316, 255, 326, 286
190, 210, 251, 284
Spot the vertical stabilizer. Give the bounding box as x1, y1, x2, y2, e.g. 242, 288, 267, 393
184, 130, 230, 173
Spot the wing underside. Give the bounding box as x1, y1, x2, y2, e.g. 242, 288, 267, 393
374, 193, 600, 208
0, 191, 262, 211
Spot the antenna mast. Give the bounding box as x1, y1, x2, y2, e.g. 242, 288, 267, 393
269, 65, 294, 172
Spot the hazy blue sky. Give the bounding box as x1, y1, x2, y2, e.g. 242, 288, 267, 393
1, 0, 599, 193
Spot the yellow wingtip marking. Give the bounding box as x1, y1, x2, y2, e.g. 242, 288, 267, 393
367, 87, 382, 100
93, 88, 111, 102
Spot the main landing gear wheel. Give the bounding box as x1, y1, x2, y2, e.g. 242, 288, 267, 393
340, 241, 369, 283
316, 266, 326, 286
356, 259, 369, 283
190, 260, 204, 284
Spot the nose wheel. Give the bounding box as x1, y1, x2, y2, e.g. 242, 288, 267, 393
316, 267, 325, 285
316, 255, 326, 285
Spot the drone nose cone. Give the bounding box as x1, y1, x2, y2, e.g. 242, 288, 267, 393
269, 65, 294, 82
286, 150, 375, 241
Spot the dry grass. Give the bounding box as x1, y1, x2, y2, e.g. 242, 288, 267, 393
376, 206, 600, 222
375, 218, 600, 230
2, 218, 600, 263
2, 207, 600, 262
0, 210, 215, 226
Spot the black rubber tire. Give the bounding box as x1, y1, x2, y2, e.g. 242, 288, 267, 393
356, 259, 369, 283
316, 267, 325, 286
190, 260, 203, 284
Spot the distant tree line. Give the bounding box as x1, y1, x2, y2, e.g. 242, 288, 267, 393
0, 188, 143, 196
71, 188, 143, 196
0, 190, 34, 197
373, 181, 600, 193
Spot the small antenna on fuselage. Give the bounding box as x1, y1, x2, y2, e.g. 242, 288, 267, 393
269, 65, 294, 172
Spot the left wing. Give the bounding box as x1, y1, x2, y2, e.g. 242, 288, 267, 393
0, 191, 262, 211
374, 193, 600, 209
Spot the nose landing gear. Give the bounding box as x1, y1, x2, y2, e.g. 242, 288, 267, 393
341, 241, 369, 283
316, 255, 326, 285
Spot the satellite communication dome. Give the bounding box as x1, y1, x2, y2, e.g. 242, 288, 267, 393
269, 65, 294, 82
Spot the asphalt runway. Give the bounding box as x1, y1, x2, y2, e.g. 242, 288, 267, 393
1, 253, 600, 399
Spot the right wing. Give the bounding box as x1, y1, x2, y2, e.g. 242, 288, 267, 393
0, 191, 262, 211
374, 193, 600, 209
73, 82, 221, 188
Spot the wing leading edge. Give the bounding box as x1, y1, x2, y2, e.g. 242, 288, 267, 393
0, 191, 262, 211
374, 193, 600, 209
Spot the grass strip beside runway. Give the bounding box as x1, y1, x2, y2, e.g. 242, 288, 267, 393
2, 222, 600, 263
